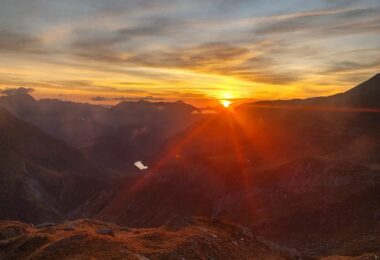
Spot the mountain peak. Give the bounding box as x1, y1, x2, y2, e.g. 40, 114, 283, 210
371, 73, 380, 81
346, 73, 380, 92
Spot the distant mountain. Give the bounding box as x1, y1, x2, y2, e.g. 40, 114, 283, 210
108, 99, 198, 134
0, 217, 297, 259
0, 108, 105, 223
0, 96, 201, 174
0, 95, 107, 146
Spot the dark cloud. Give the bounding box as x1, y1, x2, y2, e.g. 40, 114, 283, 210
1, 87, 34, 96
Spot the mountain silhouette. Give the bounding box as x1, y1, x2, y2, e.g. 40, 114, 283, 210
251, 73, 380, 108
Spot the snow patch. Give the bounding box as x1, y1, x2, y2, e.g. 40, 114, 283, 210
134, 161, 148, 170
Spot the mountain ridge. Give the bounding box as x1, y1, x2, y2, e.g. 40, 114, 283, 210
241, 73, 380, 109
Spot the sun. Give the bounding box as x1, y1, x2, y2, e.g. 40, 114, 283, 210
221, 99, 232, 108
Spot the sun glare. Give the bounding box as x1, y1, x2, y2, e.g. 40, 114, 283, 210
221, 100, 232, 108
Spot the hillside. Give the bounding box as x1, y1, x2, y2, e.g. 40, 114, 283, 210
0, 218, 296, 260
0, 108, 105, 223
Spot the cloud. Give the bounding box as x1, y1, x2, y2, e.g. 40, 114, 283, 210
253, 7, 380, 37
326, 59, 380, 73
127, 42, 250, 68
0, 30, 41, 53
1, 1, 380, 102
1, 87, 34, 96
324, 59, 380, 73
118, 16, 183, 38
91, 95, 165, 102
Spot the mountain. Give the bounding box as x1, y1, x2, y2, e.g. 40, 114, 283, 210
220, 157, 380, 257
0, 108, 105, 223
251, 73, 380, 109
0, 93, 37, 117
0, 95, 107, 146
92, 74, 380, 257
94, 153, 380, 257
1, 74, 380, 258
0, 96, 201, 174
82, 100, 200, 173
0, 218, 297, 259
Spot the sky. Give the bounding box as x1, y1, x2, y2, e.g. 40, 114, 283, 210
0, 0, 379, 106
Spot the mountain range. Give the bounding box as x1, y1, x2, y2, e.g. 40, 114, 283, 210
0, 74, 379, 259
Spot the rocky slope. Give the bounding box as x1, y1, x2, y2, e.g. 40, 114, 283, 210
0, 217, 296, 260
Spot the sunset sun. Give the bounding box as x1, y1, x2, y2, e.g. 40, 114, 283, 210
219, 92, 234, 108
221, 99, 232, 108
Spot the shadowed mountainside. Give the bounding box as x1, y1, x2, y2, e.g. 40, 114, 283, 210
0, 108, 106, 223
0, 96, 200, 174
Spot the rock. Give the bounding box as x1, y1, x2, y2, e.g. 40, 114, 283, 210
35, 222, 54, 229
165, 215, 195, 231
96, 228, 115, 236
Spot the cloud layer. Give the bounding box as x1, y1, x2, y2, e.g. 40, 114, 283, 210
0, 0, 379, 105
